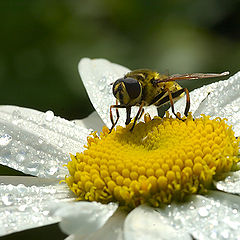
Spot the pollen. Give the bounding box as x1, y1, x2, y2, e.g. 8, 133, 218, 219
65, 113, 239, 208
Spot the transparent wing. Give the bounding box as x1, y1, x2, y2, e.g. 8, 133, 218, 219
157, 72, 229, 82
78, 58, 158, 128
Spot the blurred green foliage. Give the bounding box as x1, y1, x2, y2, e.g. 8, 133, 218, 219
0, 0, 240, 238
0, 0, 240, 121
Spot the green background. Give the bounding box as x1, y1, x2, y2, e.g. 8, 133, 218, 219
0, 0, 240, 239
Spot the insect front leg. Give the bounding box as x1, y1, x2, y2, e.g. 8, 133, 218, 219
125, 107, 132, 125
109, 101, 126, 133
130, 102, 144, 132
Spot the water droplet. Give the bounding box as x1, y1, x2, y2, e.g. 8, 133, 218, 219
232, 208, 238, 214
99, 85, 105, 91
16, 153, 25, 162
45, 110, 54, 122
189, 204, 196, 210
58, 141, 64, 148
12, 110, 22, 125
2, 194, 14, 206
46, 166, 58, 175
198, 207, 209, 217
26, 163, 40, 173
32, 206, 40, 213
43, 210, 49, 216
210, 231, 217, 239
18, 204, 27, 211
221, 230, 230, 239
0, 134, 12, 146
232, 106, 239, 112
38, 137, 44, 144
12, 110, 22, 120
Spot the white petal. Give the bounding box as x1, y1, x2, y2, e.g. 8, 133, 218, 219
78, 58, 158, 128
65, 208, 126, 240
153, 191, 240, 240
65, 235, 77, 240
175, 72, 240, 136
72, 111, 105, 133
0, 176, 74, 236
124, 205, 191, 240
0, 105, 91, 178
174, 78, 224, 116
85, 207, 126, 240
53, 201, 118, 237
214, 170, 240, 194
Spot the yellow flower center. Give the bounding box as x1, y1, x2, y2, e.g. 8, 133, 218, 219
65, 113, 239, 208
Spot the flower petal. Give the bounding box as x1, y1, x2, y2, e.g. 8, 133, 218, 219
53, 201, 118, 237
175, 72, 240, 136
64, 208, 126, 240
78, 58, 158, 128
72, 111, 105, 133
0, 105, 90, 178
174, 78, 224, 116
153, 191, 240, 240
214, 170, 240, 194
77, 207, 126, 240
124, 205, 191, 240
0, 176, 74, 236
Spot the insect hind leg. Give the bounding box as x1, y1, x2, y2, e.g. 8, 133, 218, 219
183, 88, 190, 116
166, 88, 190, 120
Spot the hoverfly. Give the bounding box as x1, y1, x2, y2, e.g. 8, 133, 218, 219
110, 69, 229, 132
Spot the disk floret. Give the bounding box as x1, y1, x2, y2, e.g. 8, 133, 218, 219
65, 114, 239, 208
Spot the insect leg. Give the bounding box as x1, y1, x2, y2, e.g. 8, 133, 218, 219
138, 108, 144, 120
130, 102, 144, 132
109, 101, 126, 133
166, 88, 183, 121
183, 88, 190, 116
125, 107, 132, 125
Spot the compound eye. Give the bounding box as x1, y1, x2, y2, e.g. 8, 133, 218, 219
124, 78, 142, 99
112, 78, 124, 98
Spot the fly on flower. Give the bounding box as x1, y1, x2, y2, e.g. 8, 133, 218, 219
110, 70, 229, 132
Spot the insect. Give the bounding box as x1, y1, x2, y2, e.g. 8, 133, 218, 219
109, 69, 229, 132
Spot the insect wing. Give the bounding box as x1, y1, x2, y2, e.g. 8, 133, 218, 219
79, 58, 158, 128
158, 72, 229, 83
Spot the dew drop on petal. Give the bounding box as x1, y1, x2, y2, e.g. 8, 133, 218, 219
46, 166, 59, 176
38, 137, 44, 144
198, 207, 209, 217
0, 134, 12, 146
16, 153, 25, 162
232, 209, 238, 214
18, 204, 27, 211
12, 110, 22, 120
58, 141, 64, 148
210, 231, 217, 239
232, 106, 239, 112
26, 163, 40, 174
2, 194, 14, 206
221, 230, 230, 239
44, 110, 54, 122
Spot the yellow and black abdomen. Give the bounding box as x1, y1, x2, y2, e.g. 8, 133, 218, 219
142, 78, 184, 107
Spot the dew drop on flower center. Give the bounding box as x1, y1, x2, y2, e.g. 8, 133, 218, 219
65, 113, 239, 209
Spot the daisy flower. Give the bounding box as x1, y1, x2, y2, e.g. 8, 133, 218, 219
0, 58, 240, 240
